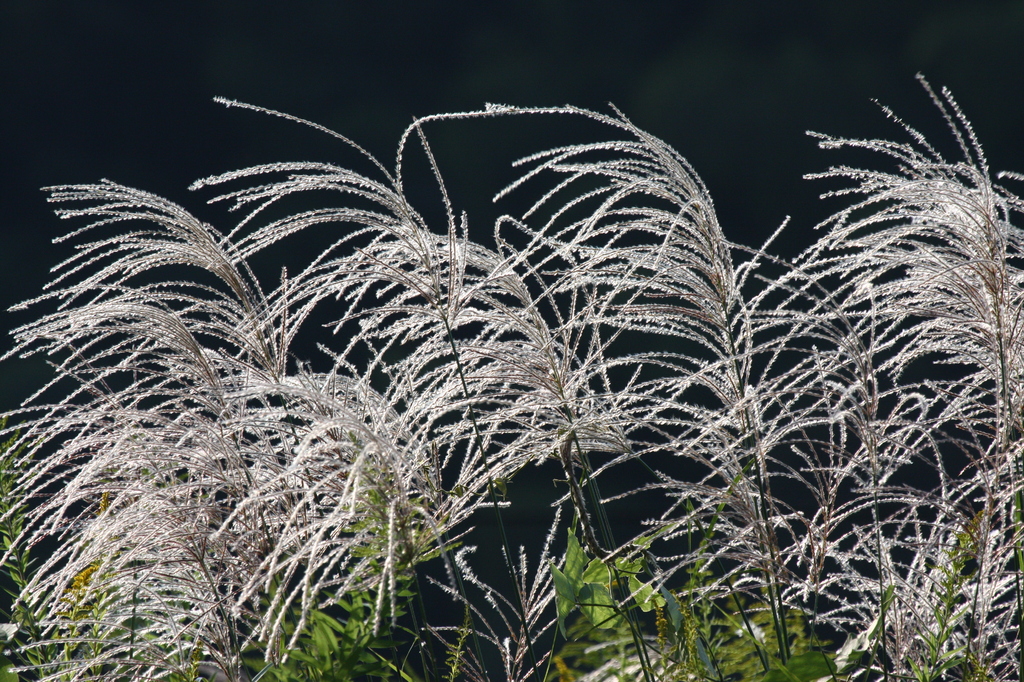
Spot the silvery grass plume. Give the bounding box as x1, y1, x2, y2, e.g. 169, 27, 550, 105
0, 77, 1022, 681
784, 79, 1024, 677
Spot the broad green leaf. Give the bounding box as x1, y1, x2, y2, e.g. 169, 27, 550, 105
582, 557, 609, 585
564, 531, 587, 592
550, 563, 576, 637
0, 654, 16, 682
614, 556, 644, 574
578, 583, 622, 629
628, 574, 664, 612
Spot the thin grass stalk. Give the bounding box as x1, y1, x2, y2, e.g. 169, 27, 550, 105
439, 315, 538, 682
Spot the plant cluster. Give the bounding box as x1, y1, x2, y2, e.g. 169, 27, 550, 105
2, 76, 1023, 680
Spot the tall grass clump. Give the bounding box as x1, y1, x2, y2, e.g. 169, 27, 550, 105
2, 76, 1023, 681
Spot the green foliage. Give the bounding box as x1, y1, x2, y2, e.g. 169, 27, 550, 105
551, 531, 664, 637
442, 604, 471, 682
253, 587, 417, 682
908, 512, 989, 682
550, 586, 833, 682
0, 420, 39, 681
546, 614, 636, 682
759, 652, 836, 682
707, 594, 818, 680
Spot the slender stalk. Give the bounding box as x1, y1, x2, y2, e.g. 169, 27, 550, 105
441, 317, 543, 682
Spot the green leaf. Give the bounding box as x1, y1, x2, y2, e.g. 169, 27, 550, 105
0, 654, 17, 682
613, 556, 644, 574
564, 531, 587, 591
627, 574, 664, 612
550, 563, 576, 637
760, 652, 836, 682
582, 558, 609, 585
577, 583, 622, 629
